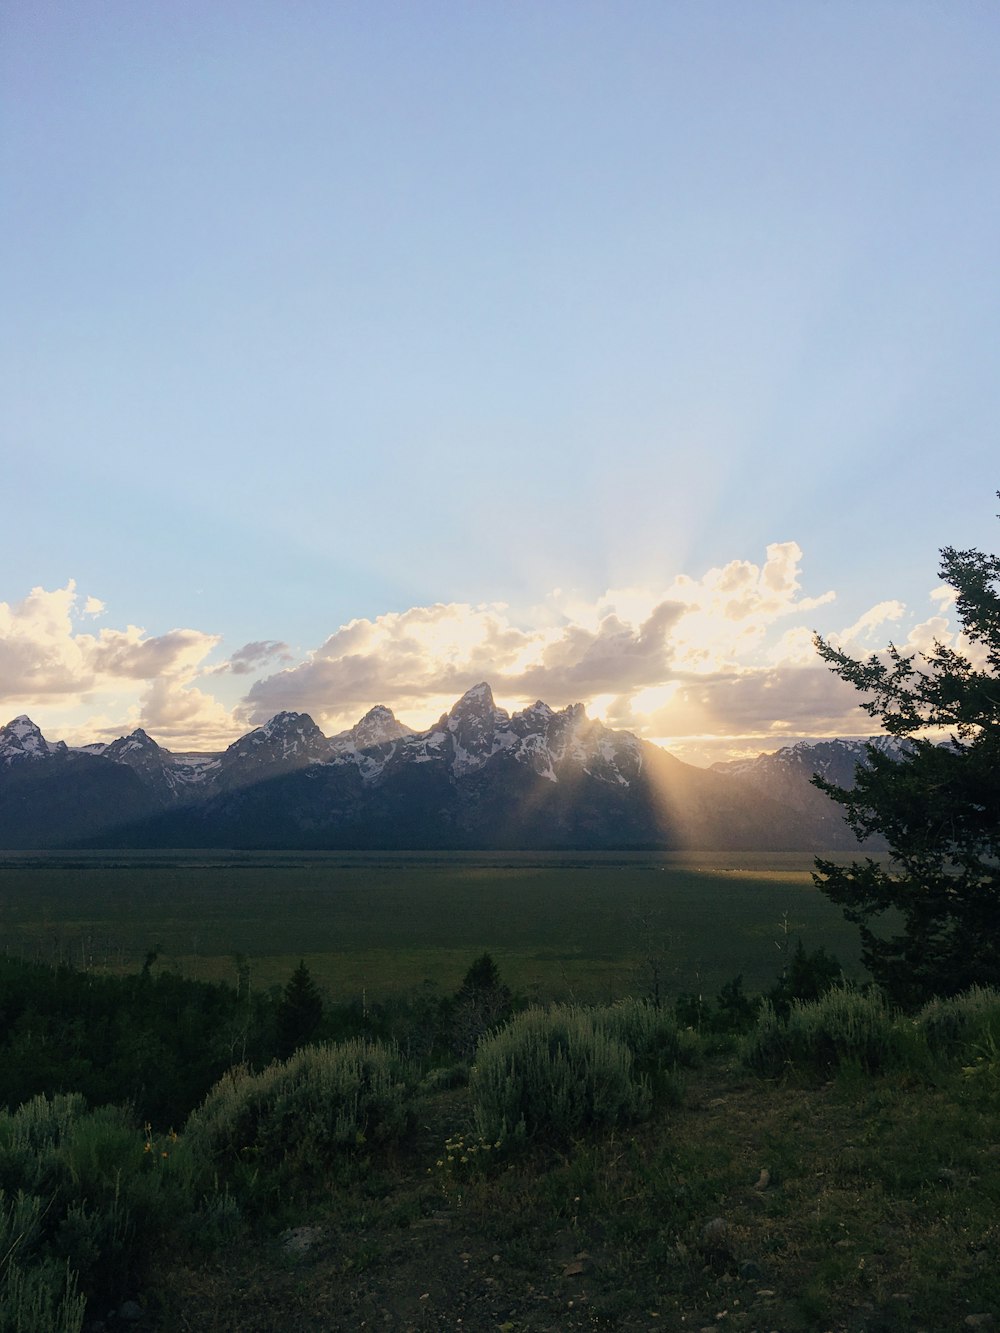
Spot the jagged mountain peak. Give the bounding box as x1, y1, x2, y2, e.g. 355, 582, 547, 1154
258, 710, 322, 736
440, 683, 511, 774
5, 714, 45, 742
1, 715, 66, 763
123, 727, 157, 746
104, 728, 164, 758
448, 682, 498, 716
218, 710, 331, 784
351, 704, 410, 749
0, 696, 880, 851
522, 699, 553, 716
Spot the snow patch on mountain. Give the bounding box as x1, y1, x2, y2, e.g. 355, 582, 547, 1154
0, 716, 67, 765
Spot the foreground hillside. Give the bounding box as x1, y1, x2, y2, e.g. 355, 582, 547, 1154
157, 1046, 1000, 1332
3, 957, 999, 1333
0, 685, 881, 851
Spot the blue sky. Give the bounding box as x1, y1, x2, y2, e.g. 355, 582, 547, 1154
2, 2, 998, 763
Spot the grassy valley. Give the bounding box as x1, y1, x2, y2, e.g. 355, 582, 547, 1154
0, 851, 995, 1332
0, 850, 868, 1001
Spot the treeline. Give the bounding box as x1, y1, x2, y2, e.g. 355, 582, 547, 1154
0, 941, 847, 1128
0, 950, 527, 1126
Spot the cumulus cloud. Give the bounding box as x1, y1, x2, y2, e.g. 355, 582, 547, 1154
0, 581, 234, 747
930, 584, 958, 610
832, 601, 906, 649
240, 543, 856, 749
240, 602, 536, 726
135, 676, 236, 746
4, 545, 967, 763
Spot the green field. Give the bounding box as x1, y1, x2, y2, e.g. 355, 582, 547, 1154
0, 849, 875, 1003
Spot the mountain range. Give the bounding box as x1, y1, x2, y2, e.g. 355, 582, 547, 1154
0, 683, 901, 851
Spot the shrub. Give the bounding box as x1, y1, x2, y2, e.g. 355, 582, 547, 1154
0, 1094, 211, 1324
0, 1256, 84, 1333
916, 986, 1000, 1058
470, 1006, 651, 1147
0, 1093, 88, 1196
185, 1039, 414, 1179
591, 998, 699, 1102
742, 985, 904, 1077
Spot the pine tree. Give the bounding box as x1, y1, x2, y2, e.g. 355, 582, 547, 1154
276, 960, 324, 1059
452, 953, 513, 1058
812, 515, 1000, 1006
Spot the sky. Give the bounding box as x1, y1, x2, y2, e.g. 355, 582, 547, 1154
2, 1, 998, 765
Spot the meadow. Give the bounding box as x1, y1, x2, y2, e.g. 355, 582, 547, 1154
8, 850, 1000, 1332
0, 849, 871, 1001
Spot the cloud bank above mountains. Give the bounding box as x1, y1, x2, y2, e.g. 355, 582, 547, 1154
0, 543, 960, 765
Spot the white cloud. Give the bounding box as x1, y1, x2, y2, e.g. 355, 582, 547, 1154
832, 600, 906, 649
241, 543, 858, 746
0, 581, 233, 747
906, 615, 954, 655
4, 542, 965, 762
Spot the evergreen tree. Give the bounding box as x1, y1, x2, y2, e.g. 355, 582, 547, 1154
767, 940, 843, 1015
812, 517, 1000, 1006
452, 953, 513, 1058
276, 960, 324, 1059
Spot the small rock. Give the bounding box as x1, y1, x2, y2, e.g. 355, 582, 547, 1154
562, 1261, 586, 1277
754, 1168, 771, 1191
965, 1317, 995, 1330
281, 1225, 323, 1256
702, 1217, 729, 1247
739, 1260, 764, 1282
117, 1302, 143, 1323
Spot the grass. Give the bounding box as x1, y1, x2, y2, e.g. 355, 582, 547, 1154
152, 1046, 1000, 1331
0, 849, 870, 1002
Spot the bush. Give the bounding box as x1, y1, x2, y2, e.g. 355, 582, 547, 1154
591, 998, 699, 1101
0, 1255, 84, 1333
916, 986, 1000, 1057
470, 1006, 652, 1147
0, 1093, 215, 1325
742, 985, 905, 1077
185, 1039, 414, 1180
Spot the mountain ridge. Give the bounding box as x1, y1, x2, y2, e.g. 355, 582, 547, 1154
0, 685, 893, 851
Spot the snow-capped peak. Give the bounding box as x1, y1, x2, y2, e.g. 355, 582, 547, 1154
259, 711, 318, 737
351, 704, 410, 749
217, 711, 331, 779
450, 682, 497, 713
103, 729, 162, 759
0, 715, 66, 764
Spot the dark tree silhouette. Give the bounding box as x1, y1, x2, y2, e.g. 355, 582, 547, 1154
276, 959, 324, 1059
452, 952, 513, 1058
812, 515, 1000, 1006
